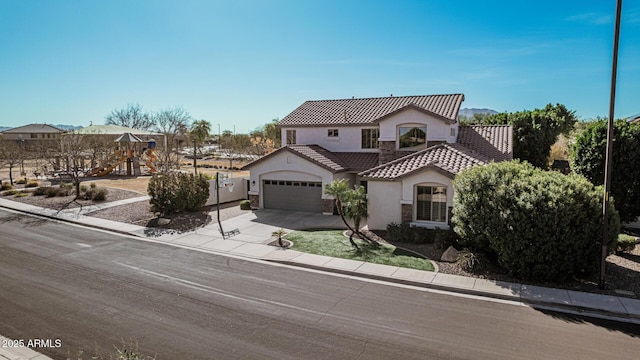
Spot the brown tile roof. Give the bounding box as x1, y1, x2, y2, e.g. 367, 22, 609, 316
278, 94, 465, 127
359, 143, 492, 180
241, 145, 379, 173
457, 125, 512, 161
1, 124, 64, 133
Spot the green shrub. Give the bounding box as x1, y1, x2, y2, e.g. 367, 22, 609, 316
80, 184, 88, 192
46, 187, 60, 197
457, 250, 488, 273
25, 180, 39, 188
617, 234, 637, 253
148, 172, 210, 216
385, 222, 459, 246
33, 186, 49, 196
15, 178, 27, 184
1, 182, 14, 191
92, 188, 108, 201
2, 189, 18, 196
453, 161, 620, 282
239, 199, 251, 210
90, 182, 97, 189
14, 192, 29, 198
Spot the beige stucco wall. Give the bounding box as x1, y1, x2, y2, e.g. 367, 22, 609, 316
367, 181, 402, 230
377, 108, 457, 145
367, 169, 454, 230
247, 150, 354, 208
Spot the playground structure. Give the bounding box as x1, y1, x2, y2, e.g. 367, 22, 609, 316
87, 134, 158, 177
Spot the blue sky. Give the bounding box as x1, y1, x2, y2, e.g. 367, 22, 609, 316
1, 0, 639, 133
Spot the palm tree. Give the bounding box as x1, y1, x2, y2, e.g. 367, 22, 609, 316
272, 228, 287, 248
324, 180, 374, 248
342, 185, 370, 244
189, 120, 211, 174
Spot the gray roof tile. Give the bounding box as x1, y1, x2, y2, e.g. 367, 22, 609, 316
457, 125, 513, 161
279, 94, 465, 127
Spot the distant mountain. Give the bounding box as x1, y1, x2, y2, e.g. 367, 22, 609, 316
458, 108, 499, 118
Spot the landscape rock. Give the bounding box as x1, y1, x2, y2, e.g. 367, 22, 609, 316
157, 218, 171, 226
440, 246, 459, 263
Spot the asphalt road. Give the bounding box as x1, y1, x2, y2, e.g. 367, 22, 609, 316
0, 209, 639, 360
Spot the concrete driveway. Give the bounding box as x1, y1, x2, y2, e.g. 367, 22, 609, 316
216, 209, 352, 244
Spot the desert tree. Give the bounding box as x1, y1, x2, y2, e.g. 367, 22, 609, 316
0, 140, 23, 185
105, 103, 155, 131
153, 107, 191, 172
60, 132, 88, 198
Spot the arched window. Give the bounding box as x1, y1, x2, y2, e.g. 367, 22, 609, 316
416, 185, 447, 222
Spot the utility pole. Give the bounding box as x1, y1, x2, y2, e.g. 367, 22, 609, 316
601, 0, 623, 289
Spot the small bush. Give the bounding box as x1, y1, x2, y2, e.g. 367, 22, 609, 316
2, 189, 18, 196
457, 250, 488, 273
90, 182, 97, 189
14, 192, 29, 198
239, 200, 251, 210
148, 172, 210, 216
25, 180, 39, 188
15, 178, 27, 184
92, 188, 108, 201
617, 234, 637, 253
1, 182, 14, 191
46, 187, 60, 197
33, 187, 49, 196
80, 184, 88, 192
385, 223, 458, 246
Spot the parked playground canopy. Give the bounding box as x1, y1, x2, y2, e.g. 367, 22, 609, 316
72, 124, 161, 136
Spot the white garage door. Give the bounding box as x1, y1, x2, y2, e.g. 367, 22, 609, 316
263, 180, 323, 212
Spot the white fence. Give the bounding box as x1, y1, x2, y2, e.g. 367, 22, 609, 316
205, 177, 247, 206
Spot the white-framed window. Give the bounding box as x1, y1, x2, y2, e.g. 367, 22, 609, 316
286, 130, 296, 145
415, 185, 447, 222
327, 129, 339, 137
399, 126, 426, 149
361, 128, 379, 149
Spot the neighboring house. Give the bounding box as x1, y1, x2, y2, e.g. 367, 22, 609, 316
628, 114, 640, 124
0, 123, 65, 142
242, 94, 513, 230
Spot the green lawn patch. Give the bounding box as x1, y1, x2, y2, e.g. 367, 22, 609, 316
286, 230, 434, 271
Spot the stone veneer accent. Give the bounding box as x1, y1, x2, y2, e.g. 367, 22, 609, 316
323, 199, 335, 214
379, 141, 396, 165
401, 204, 412, 223
249, 194, 259, 209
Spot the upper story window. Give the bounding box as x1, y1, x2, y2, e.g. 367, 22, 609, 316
361, 128, 379, 149
399, 126, 426, 149
286, 130, 296, 145
30, 133, 37, 139
327, 129, 339, 137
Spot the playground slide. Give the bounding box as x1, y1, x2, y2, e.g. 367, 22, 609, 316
96, 155, 128, 176
86, 152, 121, 176
146, 148, 157, 173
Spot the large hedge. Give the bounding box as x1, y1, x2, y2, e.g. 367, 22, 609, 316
148, 172, 210, 216
484, 104, 577, 169
571, 120, 640, 223
452, 161, 620, 282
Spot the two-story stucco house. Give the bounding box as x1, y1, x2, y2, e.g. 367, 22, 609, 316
242, 94, 513, 230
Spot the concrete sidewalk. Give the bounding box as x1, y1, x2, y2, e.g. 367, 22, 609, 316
1, 197, 640, 325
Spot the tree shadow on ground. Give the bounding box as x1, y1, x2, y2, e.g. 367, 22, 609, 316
535, 308, 640, 338
0, 212, 49, 227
